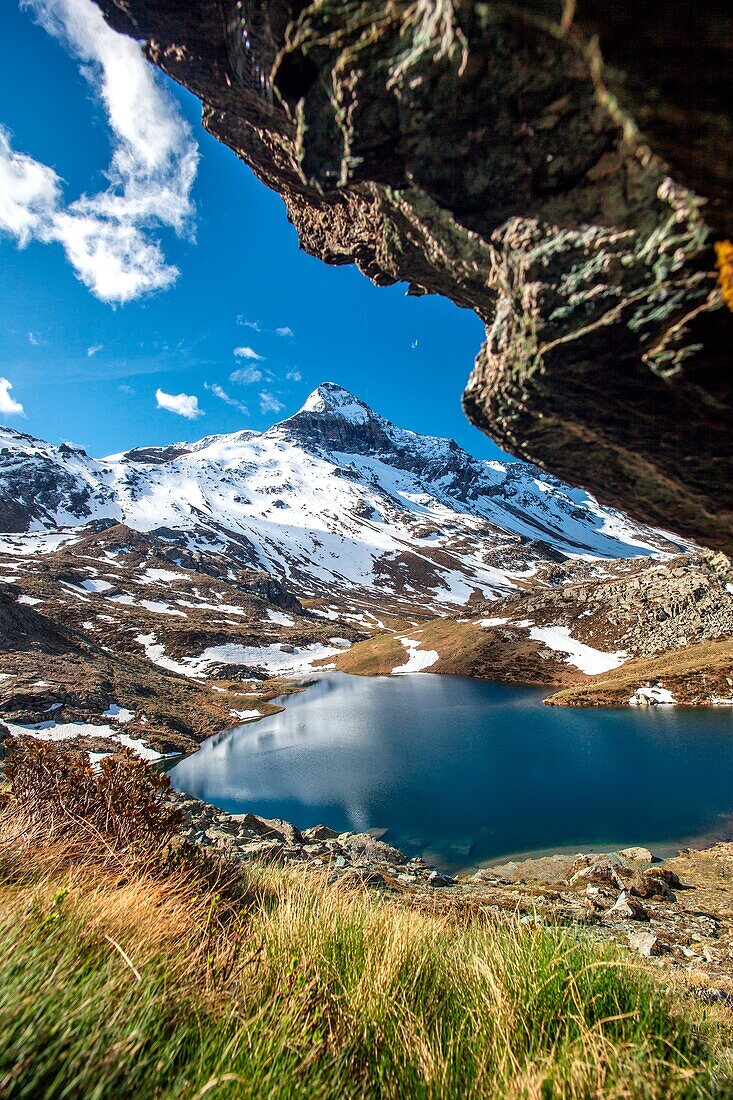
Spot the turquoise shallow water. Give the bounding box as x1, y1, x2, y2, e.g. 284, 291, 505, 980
170, 673, 733, 873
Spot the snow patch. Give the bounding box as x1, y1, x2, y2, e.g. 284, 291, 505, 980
266, 609, 295, 627
136, 633, 200, 678
528, 625, 626, 675
108, 593, 186, 617
629, 685, 676, 706
392, 636, 439, 674
4, 719, 162, 761
102, 703, 135, 723
140, 567, 190, 584
190, 642, 343, 677
80, 577, 115, 593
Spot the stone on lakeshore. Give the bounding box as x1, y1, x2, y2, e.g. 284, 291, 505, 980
231, 812, 302, 844
427, 870, 456, 888
618, 847, 654, 864
337, 832, 406, 866
302, 824, 340, 842
569, 857, 625, 891
630, 867, 683, 900
628, 931, 662, 957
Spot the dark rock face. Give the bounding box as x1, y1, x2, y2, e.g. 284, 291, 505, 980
95, 0, 732, 552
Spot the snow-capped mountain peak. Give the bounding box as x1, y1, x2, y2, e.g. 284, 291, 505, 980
0, 384, 688, 608
296, 382, 373, 423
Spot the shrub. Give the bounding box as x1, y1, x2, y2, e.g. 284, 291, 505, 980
5, 739, 181, 849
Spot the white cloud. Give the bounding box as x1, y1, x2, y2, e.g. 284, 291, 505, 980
286, 369, 302, 382
233, 345, 263, 361
119, 383, 134, 394
230, 365, 263, 385
275, 326, 294, 338
259, 391, 284, 415
86, 343, 103, 357
27, 331, 41, 346
237, 317, 261, 331
0, 130, 61, 246
0, 0, 198, 303
155, 387, 203, 419
0, 378, 25, 417
204, 382, 249, 416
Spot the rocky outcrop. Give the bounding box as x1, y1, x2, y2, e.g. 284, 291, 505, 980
336, 550, 733, 701
173, 791, 457, 890
95, 1, 732, 553
483, 551, 733, 660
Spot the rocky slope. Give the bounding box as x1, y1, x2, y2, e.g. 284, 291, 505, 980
94, 1, 733, 554
335, 551, 733, 704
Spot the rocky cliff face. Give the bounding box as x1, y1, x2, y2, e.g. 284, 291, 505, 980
95, 1, 732, 553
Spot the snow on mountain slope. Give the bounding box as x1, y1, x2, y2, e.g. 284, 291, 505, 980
0, 383, 687, 607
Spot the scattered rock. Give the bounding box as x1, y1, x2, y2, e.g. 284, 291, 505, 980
606, 892, 649, 921
168, 790, 733, 985
427, 870, 456, 889
569, 857, 624, 891
302, 824, 340, 842
337, 832, 406, 866
630, 868, 683, 900
628, 931, 662, 957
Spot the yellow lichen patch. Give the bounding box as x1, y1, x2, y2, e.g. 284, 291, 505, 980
714, 239, 733, 311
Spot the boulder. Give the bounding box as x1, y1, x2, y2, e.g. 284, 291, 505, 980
427, 870, 456, 888
337, 832, 406, 866
618, 847, 654, 864
628, 931, 662, 957
568, 857, 625, 891
302, 824, 340, 842
630, 867, 683, 900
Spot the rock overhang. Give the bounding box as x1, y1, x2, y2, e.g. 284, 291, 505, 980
93, 0, 733, 554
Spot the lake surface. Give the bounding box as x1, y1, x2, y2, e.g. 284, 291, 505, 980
170, 674, 733, 873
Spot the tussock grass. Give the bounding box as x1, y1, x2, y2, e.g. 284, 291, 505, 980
0, 827, 729, 1097
0, 745, 729, 1098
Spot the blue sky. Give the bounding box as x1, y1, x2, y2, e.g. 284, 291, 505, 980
0, 0, 504, 461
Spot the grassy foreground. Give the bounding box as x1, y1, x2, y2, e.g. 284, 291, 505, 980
0, 744, 731, 1098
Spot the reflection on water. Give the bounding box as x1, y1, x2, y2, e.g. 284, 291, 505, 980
170, 674, 733, 872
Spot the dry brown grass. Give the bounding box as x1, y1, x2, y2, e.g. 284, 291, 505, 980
5, 738, 182, 849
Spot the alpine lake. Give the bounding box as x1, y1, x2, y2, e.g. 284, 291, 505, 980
170, 673, 733, 874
